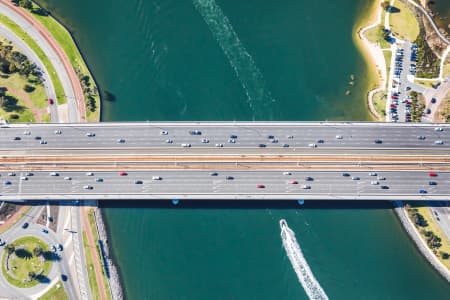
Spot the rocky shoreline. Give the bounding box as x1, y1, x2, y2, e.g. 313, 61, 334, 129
93, 206, 124, 300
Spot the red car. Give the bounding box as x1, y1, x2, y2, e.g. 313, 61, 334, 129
119, 171, 128, 176
48, 98, 54, 105
428, 172, 437, 177
291, 180, 298, 185
256, 184, 265, 189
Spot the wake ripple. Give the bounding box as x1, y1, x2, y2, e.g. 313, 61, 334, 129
280, 219, 329, 300
193, 0, 275, 118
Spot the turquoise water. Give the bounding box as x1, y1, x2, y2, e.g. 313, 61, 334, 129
36, 0, 450, 298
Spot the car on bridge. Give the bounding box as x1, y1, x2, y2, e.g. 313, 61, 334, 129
189, 130, 202, 135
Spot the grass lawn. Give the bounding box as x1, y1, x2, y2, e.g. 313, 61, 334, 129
365, 25, 391, 49
443, 62, 450, 78
83, 231, 101, 300
383, 50, 392, 76
1, 236, 52, 288
389, 0, 420, 41
415, 206, 450, 270
0, 92, 36, 123
28, 3, 101, 121
0, 14, 65, 104
0, 72, 47, 109
38, 281, 68, 300
414, 79, 440, 88
373, 89, 387, 117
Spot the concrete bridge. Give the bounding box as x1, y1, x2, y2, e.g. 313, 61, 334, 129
0, 122, 449, 200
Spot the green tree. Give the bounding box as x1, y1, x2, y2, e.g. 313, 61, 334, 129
381, 1, 390, 10
28, 271, 36, 281
5, 244, 15, 255
33, 246, 43, 257
23, 84, 35, 93
18, 0, 32, 10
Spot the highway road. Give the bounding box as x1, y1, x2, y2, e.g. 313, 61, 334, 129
0, 122, 449, 152
0, 169, 449, 200
0, 122, 449, 200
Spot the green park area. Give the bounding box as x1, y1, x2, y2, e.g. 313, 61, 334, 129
0, 14, 65, 105
389, 0, 420, 41
365, 25, 391, 49
1, 236, 53, 288
38, 281, 68, 300
406, 203, 450, 270
372, 90, 387, 118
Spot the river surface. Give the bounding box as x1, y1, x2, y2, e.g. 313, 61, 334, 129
37, 0, 450, 299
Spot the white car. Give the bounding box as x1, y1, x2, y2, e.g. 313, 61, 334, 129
369, 172, 377, 176
201, 138, 209, 143
54, 130, 62, 135
64, 177, 72, 180
20, 176, 28, 181
160, 130, 168, 135
301, 185, 311, 190
434, 127, 443, 132
215, 143, 224, 148
377, 176, 386, 180
85, 132, 95, 137
50, 172, 59, 176
83, 185, 93, 190
181, 143, 191, 148
86, 172, 94, 176
283, 172, 292, 176
371, 181, 379, 185
336, 135, 343, 139
152, 176, 162, 180
23, 130, 31, 135
435, 140, 444, 145
308, 143, 317, 148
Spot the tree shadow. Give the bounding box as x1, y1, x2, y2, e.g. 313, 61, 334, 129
15, 248, 32, 259
102, 90, 116, 102
31, 7, 48, 16
2, 95, 25, 112
387, 6, 401, 13
43, 251, 61, 262
35, 274, 50, 283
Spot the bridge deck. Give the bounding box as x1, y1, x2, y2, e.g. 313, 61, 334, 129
0, 122, 449, 200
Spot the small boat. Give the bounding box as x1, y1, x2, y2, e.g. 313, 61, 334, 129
280, 219, 287, 229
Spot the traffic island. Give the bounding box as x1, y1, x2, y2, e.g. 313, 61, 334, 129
1, 236, 53, 288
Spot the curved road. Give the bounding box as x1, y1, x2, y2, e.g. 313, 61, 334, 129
0, 22, 59, 122
0, 0, 83, 122
0, 205, 77, 299
406, 0, 450, 45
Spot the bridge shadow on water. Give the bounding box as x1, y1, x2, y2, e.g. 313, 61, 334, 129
100, 200, 400, 210
7, 200, 446, 210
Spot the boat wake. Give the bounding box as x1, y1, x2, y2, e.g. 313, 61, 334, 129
280, 219, 329, 300
193, 0, 275, 119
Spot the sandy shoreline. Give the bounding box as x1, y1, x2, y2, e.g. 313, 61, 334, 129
354, 0, 388, 121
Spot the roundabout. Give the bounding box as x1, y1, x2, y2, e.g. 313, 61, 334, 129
1, 236, 53, 288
